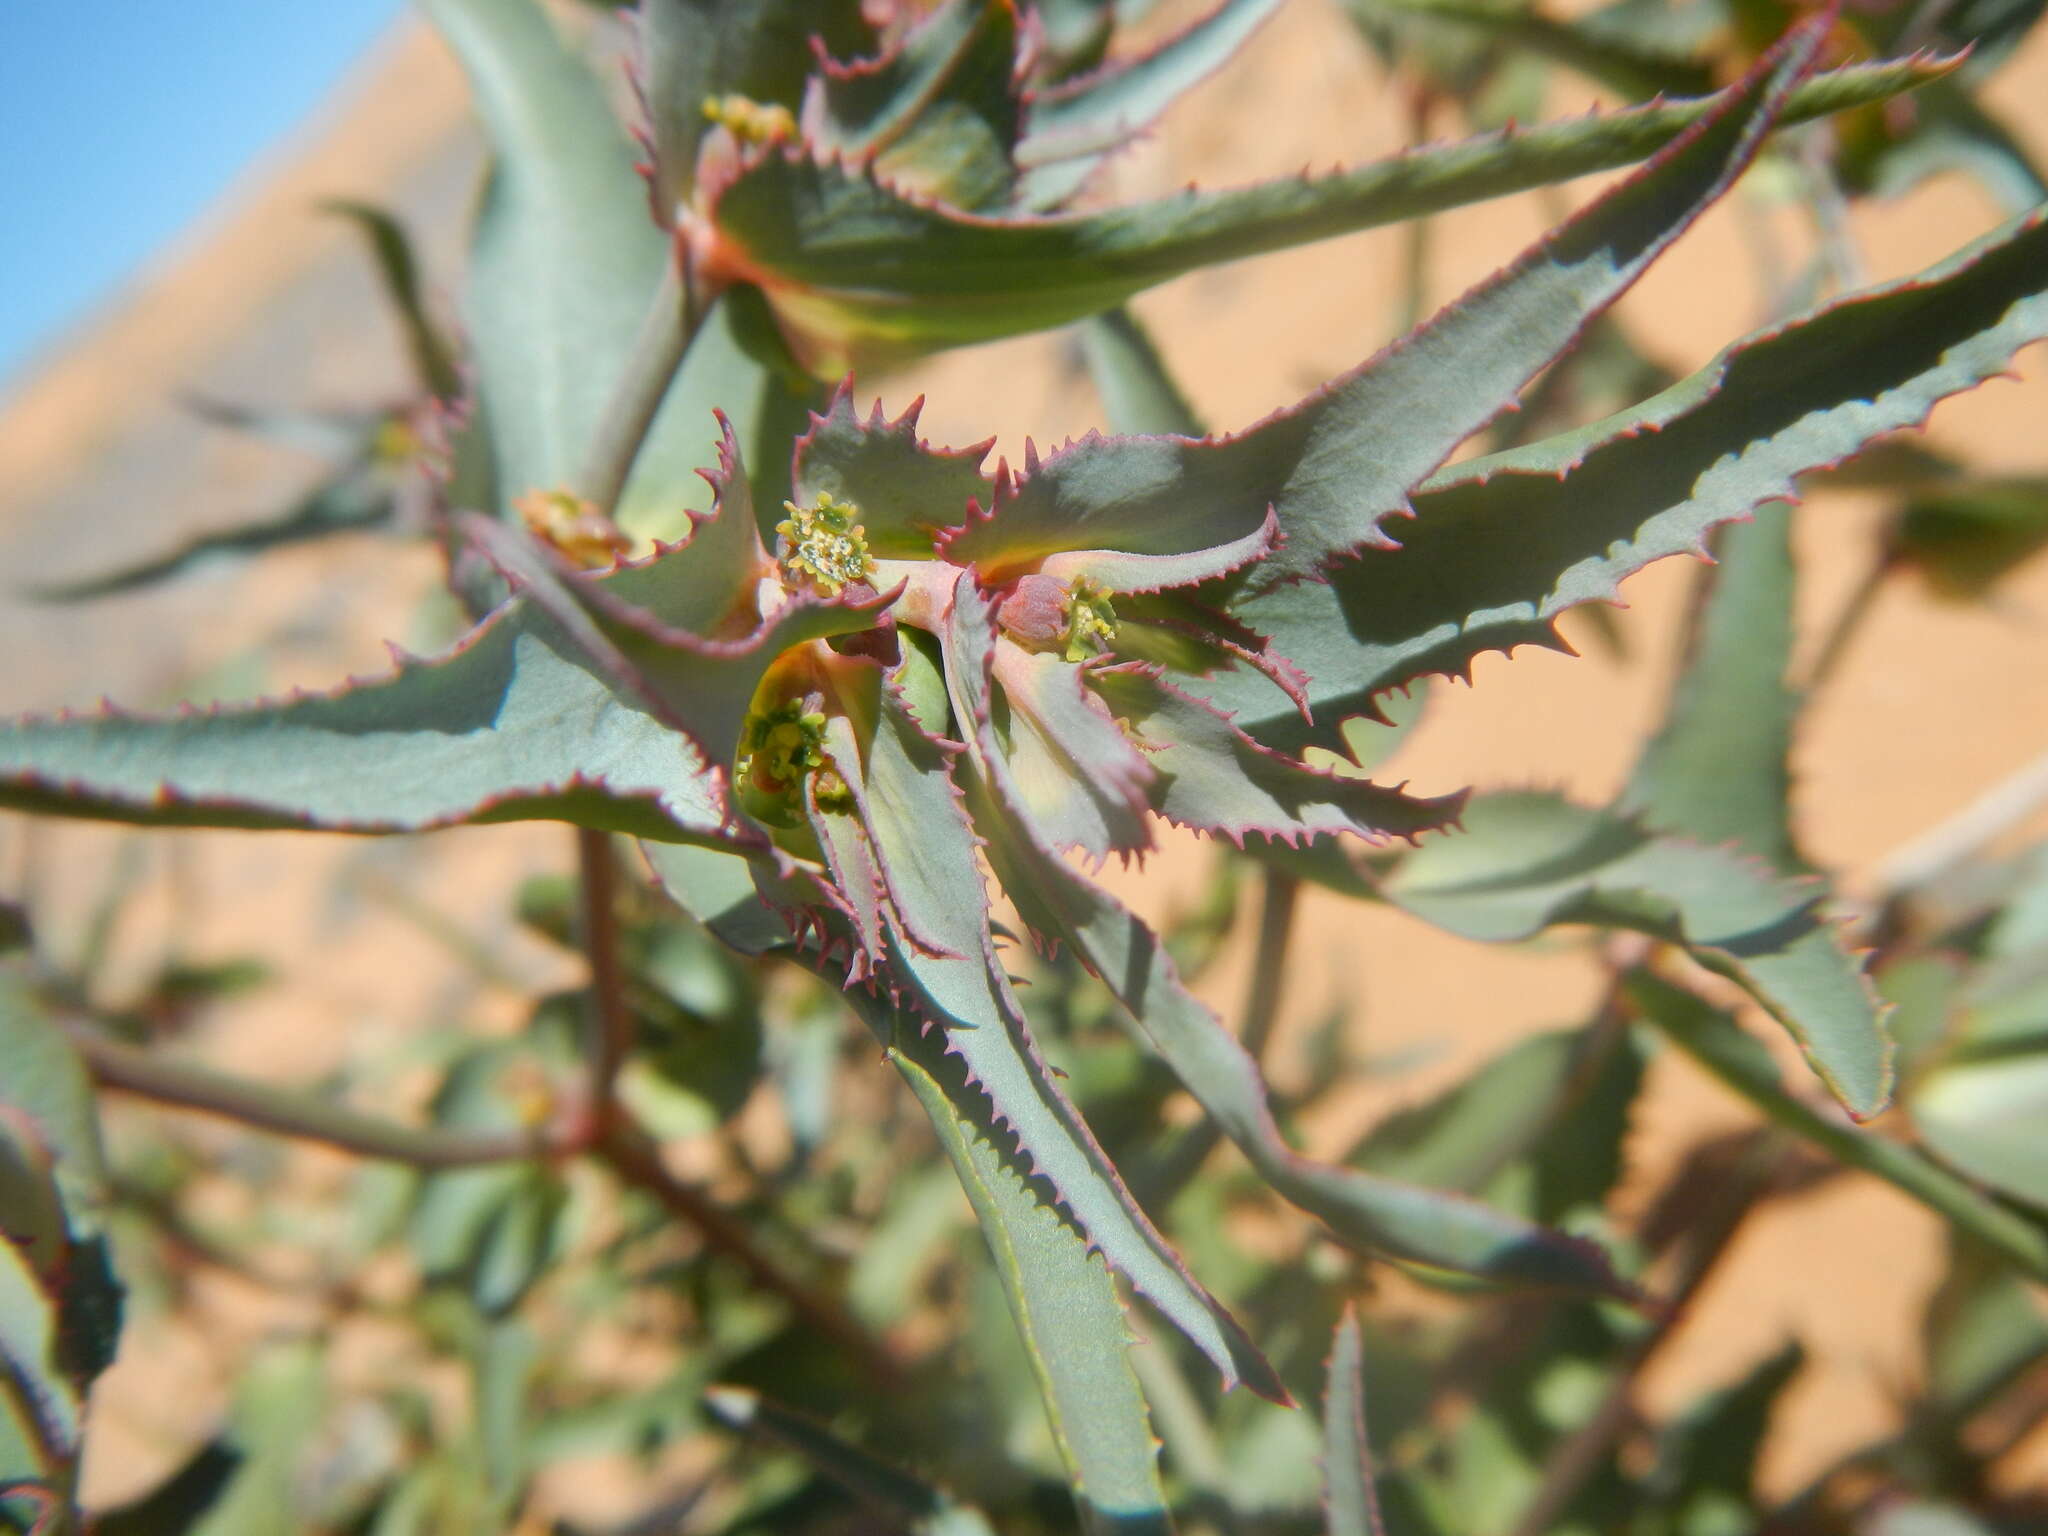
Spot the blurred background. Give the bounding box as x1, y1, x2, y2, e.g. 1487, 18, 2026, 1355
2, 0, 2045, 1519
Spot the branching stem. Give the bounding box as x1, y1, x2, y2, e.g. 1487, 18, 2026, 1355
595, 1122, 904, 1387
576, 827, 634, 1138
67, 1021, 565, 1168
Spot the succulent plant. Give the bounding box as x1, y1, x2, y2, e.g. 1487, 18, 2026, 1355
8, 1, 2048, 1529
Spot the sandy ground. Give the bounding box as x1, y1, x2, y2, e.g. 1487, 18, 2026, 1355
2, 0, 2045, 1514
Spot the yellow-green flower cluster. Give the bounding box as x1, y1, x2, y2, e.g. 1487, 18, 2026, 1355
776, 493, 876, 598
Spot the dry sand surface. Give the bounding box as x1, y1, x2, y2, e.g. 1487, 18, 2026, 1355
2, 0, 2045, 1517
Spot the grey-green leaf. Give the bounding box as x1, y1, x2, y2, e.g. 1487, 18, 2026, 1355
888, 1024, 1171, 1536
1627, 970, 2048, 1282
1382, 792, 1891, 1119
1214, 200, 2048, 755
711, 48, 1940, 370
1322, 1309, 1387, 1536
1624, 501, 1804, 872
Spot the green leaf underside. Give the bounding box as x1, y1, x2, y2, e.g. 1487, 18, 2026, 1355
1623, 502, 1804, 871
939, 18, 1827, 592
1323, 1310, 1387, 1536
1383, 793, 1891, 1117
1016, 0, 1291, 210
832, 666, 1280, 1397
1201, 199, 2048, 756
1628, 971, 2048, 1281
888, 1031, 1169, 1535
952, 580, 1632, 1294
711, 51, 1940, 365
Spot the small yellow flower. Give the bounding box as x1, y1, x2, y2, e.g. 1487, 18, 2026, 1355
702, 93, 797, 146
1061, 577, 1119, 663
776, 493, 876, 598
516, 488, 632, 570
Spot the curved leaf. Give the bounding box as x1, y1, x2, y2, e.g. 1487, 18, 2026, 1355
1017, 0, 1290, 210
1212, 199, 2048, 753
423, 0, 663, 504
26, 458, 399, 604
708, 50, 1942, 369
939, 18, 1831, 590
0, 515, 850, 849
427, 0, 778, 540
1628, 970, 2048, 1281
639, 0, 872, 215
322, 199, 462, 399
888, 1030, 1169, 1535
950, 581, 1632, 1295
850, 678, 1283, 1397
1382, 792, 1891, 1117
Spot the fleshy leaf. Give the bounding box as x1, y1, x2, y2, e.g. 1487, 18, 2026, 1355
991, 643, 1155, 859
1210, 200, 2048, 753
1919, 1233, 2048, 1428
805, 0, 1025, 212
1623, 502, 1804, 872
1627, 970, 2048, 1282
428, 0, 779, 541
791, 386, 996, 559
1090, 667, 1462, 848
1015, 0, 1290, 210
0, 488, 846, 848
1348, 1021, 1646, 1227
941, 18, 1829, 589
0, 1234, 78, 1531
847, 651, 1283, 1397
706, 48, 1942, 370
1911, 1052, 2048, 1211
886, 1025, 1169, 1535
423, 0, 664, 507
1322, 1308, 1388, 1536
951, 578, 1632, 1294
1381, 792, 1891, 1118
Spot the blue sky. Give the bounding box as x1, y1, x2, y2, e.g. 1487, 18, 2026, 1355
0, 1, 407, 388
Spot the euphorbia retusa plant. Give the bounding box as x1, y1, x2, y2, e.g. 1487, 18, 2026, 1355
7, 0, 2048, 1526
